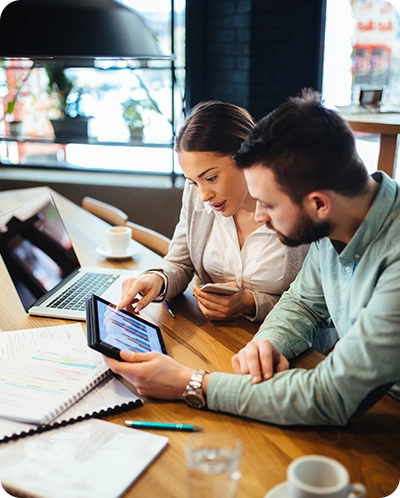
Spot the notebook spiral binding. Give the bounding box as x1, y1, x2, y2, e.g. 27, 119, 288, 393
0, 392, 143, 444
43, 368, 111, 425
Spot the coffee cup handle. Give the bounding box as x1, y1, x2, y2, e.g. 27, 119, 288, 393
348, 483, 366, 498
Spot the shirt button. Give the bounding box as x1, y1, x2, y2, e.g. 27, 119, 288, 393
345, 266, 351, 273
355, 254, 361, 259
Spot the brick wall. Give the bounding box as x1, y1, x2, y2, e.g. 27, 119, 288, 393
205, 1, 252, 106
186, 0, 326, 120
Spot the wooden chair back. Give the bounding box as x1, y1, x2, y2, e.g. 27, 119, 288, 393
82, 196, 170, 257
81, 196, 128, 226
126, 221, 170, 257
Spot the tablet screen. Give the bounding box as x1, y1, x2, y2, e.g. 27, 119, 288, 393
96, 298, 164, 354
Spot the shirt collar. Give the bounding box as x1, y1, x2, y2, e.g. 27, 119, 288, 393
338, 171, 396, 264
203, 201, 213, 214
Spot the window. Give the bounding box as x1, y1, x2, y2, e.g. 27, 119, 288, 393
323, 0, 400, 107
323, 0, 400, 180
0, 0, 186, 181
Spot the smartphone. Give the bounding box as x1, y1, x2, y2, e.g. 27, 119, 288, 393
199, 283, 240, 295
86, 294, 167, 361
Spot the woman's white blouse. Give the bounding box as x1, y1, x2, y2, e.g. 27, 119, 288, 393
202, 208, 286, 295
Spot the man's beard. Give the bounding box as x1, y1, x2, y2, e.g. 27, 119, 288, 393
266, 210, 333, 247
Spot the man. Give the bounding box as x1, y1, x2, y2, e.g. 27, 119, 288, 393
104, 89, 400, 426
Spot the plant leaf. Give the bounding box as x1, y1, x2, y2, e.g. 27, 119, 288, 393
6, 101, 15, 115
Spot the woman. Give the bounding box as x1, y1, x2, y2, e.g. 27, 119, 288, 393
118, 101, 308, 321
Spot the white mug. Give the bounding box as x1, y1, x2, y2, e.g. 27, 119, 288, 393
287, 455, 366, 498
107, 226, 132, 255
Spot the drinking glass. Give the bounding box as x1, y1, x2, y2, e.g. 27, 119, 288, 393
185, 431, 242, 498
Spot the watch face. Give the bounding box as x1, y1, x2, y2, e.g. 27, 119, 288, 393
184, 392, 205, 409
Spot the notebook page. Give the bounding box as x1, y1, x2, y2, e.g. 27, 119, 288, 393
50, 375, 142, 423
0, 419, 169, 498
0, 323, 86, 364
0, 339, 109, 424
0, 376, 142, 442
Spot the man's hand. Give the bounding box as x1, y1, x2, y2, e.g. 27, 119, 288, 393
232, 340, 289, 384
193, 282, 255, 320
117, 273, 164, 313
104, 350, 193, 399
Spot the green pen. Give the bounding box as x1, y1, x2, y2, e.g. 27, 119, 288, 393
124, 420, 203, 432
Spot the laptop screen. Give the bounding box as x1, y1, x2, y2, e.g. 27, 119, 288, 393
0, 194, 80, 310
359, 89, 383, 107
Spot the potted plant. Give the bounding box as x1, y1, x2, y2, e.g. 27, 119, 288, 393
44, 64, 89, 139
121, 97, 156, 143
5, 98, 23, 138
1, 64, 33, 138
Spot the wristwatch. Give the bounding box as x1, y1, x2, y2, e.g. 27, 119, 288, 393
182, 370, 207, 409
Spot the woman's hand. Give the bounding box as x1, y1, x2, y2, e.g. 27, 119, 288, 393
231, 339, 289, 383
117, 273, 164, 313
193, 282, 255, 320
103, 350, 193, 399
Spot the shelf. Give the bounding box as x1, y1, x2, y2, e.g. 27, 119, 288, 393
0, 135, 173, 147
0, 0, 181, 183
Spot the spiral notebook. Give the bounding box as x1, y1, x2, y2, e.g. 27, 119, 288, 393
0, 374, 143, 443
0, 324, 143, 441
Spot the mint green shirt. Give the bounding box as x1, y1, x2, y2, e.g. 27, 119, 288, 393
207, 172, 400, 425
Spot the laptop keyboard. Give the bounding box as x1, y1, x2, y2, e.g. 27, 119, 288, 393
47, 272, 119, 311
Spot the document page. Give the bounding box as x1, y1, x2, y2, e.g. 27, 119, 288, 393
0, 419, 168, 498
0, 338, 108, 424
0, 323, 86, 363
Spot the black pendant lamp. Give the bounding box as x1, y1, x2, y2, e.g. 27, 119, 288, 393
0, 0, 170, 61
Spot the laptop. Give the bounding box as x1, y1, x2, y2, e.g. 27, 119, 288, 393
0, 193, 137, 320
335, 89, 400, 115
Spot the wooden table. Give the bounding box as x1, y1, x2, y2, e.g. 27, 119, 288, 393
0, 186, 399, 498
341, 112, 400, 179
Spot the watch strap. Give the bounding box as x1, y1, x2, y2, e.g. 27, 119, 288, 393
183, 369, 207, 409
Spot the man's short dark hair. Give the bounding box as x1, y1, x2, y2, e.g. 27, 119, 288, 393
234, 89, 370, 203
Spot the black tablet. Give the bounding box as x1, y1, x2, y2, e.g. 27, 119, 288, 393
86, 294, 167, 361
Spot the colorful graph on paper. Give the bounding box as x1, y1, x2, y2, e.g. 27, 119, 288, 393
0, 338, 108, 424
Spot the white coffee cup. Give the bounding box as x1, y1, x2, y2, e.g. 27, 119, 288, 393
107, 226, 132, 255
287, 455, 366, 498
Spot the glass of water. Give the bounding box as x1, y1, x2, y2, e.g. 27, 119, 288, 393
185, 431, 242, 498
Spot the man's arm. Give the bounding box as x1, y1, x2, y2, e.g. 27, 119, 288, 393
230, 243, 330, 382
207, 258, 400, 425
252, 243, 331, 359
105, 273, 400, 427
104, 253, 400, 426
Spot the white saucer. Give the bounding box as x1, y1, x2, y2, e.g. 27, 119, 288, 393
96, 241, 141, 260
264, 481, 289, 498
